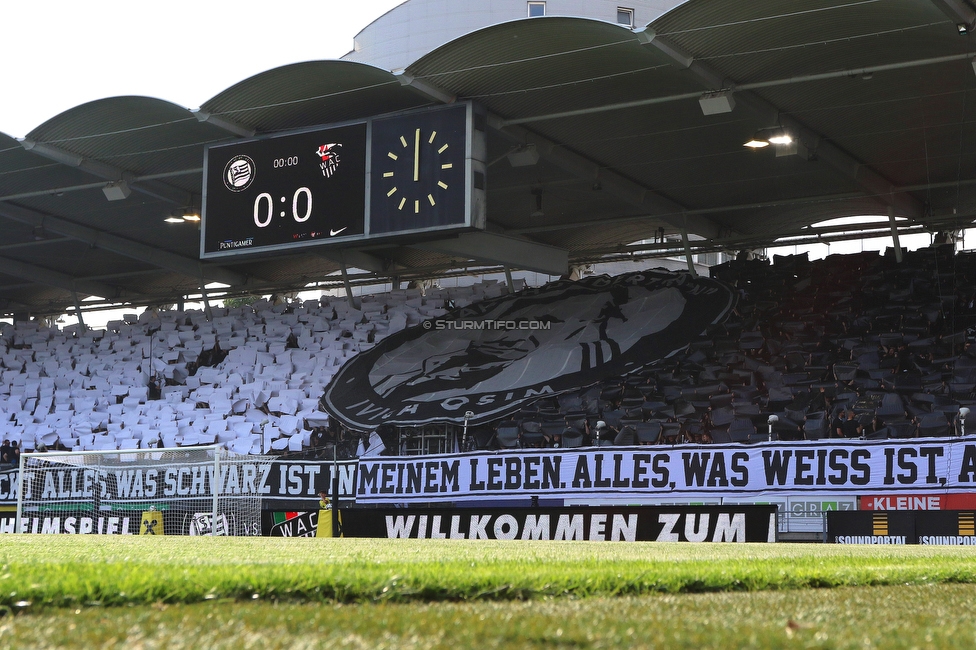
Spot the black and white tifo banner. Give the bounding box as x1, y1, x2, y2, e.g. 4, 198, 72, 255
10, 459, 356, 505
322, 271, 735, 428
339, 506, 777, 542
356, 438, 976, 503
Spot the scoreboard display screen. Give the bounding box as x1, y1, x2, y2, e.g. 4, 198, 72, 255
202, 122, 367, 258
200, 103, 486, 260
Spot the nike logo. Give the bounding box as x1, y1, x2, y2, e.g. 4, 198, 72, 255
329, 227, 347, 236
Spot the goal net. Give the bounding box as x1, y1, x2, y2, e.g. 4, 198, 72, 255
16, 446, 273, 536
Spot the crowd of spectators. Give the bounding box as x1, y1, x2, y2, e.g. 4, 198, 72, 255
476, 244, 976, 450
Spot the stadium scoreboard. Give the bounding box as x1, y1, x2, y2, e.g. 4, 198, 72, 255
201, 102, 486, 259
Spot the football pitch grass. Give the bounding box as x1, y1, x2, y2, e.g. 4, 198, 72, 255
2, 537, 976, 648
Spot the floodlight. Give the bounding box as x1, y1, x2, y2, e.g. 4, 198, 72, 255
743, 135, 770, 148
744, 128, 793, 149
699, 90, 735, 115
506, 144, 540, 167
102, 181, 131, 201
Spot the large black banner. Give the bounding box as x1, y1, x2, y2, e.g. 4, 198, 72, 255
10, 458, 356, 505
340, 505, 776, 542
322, 271, 735, 429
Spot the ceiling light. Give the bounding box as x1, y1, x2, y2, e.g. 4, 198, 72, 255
164, 216, 184, 224
959, 23, 970, 35
744, 128, 793, 149
743, 136, 770, 148
182, 213, 201, 222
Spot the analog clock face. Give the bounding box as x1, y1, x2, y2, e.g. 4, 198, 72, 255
369, 105, 468, 235
382, 127, 453, 216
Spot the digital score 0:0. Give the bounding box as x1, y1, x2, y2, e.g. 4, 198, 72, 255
202, 122, 367, 257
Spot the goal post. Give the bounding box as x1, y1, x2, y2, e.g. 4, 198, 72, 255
16, 445, 273, 536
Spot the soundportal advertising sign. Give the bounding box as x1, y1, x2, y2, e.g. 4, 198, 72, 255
322, 271, 736, 429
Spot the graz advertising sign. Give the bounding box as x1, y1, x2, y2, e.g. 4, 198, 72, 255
322, 271, 735, 429
355, 439, 976, 503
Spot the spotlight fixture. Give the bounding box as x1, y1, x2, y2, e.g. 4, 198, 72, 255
165, 208, 201, 224
743, 127, 793, 149
959, 22, 970, 35
743, 134, 770, 148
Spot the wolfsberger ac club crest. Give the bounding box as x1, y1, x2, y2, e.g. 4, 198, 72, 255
321, 271, 735, 429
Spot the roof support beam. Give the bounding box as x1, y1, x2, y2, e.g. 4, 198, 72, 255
0, 202, 249, 288
489, 116, 727, 239
931, 0, 976, 30
0, 168, 202, 204
19, 139, 192, 206
414, 231, 569, 276
502, 52, 976, 127
394, 71, 457, 104
399, 69, 730, 240
637, 29, 925, 220
191, 109, 257, 138
318, 248, 400, 275
0, 254, 136, 301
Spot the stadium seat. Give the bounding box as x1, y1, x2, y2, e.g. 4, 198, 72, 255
561, 427, 584, 448
495, 422, 520, 449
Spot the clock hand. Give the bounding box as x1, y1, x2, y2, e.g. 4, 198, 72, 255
413, 128, 420, 182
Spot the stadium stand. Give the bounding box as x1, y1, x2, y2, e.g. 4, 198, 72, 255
0, 281, 509, 458
2, 244, 976, 459
468, 244, 976, 450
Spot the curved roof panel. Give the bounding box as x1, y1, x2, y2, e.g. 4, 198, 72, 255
0, 0, 973, 316
200, 61, 431, 132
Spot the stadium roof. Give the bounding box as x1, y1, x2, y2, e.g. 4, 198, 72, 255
0, 0, 974, 316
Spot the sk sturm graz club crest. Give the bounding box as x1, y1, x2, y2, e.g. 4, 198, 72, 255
321, 271, 735, 429
223, 155, 254, 192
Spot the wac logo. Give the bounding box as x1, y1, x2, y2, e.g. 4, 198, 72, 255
323, 271, 735, 429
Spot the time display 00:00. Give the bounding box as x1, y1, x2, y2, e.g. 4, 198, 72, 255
272, 157, 299, 168
253, 187, 312, 228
